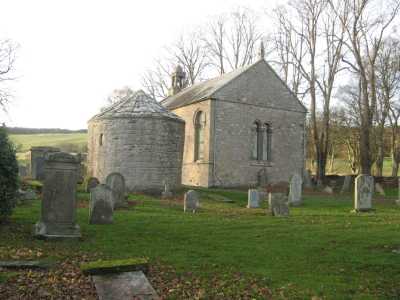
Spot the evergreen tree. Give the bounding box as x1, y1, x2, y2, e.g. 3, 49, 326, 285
0, 126, 18, 220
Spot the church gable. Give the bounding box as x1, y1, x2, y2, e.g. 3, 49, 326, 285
213, 60, 306, 113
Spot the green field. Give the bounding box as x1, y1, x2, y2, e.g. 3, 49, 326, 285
10, 133, 87, 152
1, 188, 400, 299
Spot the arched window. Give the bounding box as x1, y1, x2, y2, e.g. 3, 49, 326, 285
99, 133, 103, 146
263, 123, 272, 161
252, 121, 263, 160
194, 111, 205, 161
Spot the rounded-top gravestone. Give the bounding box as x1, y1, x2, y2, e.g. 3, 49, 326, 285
89, 184, 113, 224
354, 174, 374, 212
106, 172, 127, 209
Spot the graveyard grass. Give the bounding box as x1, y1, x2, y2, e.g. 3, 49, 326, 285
1, 188, 400, 299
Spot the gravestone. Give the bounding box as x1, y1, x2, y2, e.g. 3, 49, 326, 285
184, 190, 199, 213
30, 146, 60, 180
34, 152, 81, 238
354, 175, 374, 212
257, 168, 268, 187
86, 177, 100, 193
303, 169, 313, 188
89, 184, 114, 224
323, 186, 334, 194
247, 189, 260, 208
340, 176, 352, 194
375, 183, 385, 196
288, 173, 303, 206
106, 172, 127, 209
268, 193, 289, 217
161, 181, 173, 199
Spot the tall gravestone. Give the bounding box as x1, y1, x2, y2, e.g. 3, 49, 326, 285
247, 189, 260, 208
89, 184, 113, 224
106, 172, 127, 209
184, 190, 199, 213
354, 175, 374, 212
288, 173, 303, 206
30, 146, 60, 180
34, 152, 81, 238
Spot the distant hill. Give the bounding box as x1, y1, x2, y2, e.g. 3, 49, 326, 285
6, 127, 87, 135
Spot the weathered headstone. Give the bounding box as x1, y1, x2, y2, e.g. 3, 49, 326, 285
354, 175, 374, 212
161, 181, 173, 199
323, 186, 334, 194
30, 146, 60, 180
303, 169, 313, 188
106, 172, 127, 209
257, 168, 268, 187
86, 177, 100, 193
34, 152, 81, 238
92, 271, 159, 300
247, 189, 260, 208
288, 173, 303, 206
184, 190, 199, 213
340, 176, 352, 194
89, 184, 113, 224
375, 182, 385, 196
268, 193, 289, 217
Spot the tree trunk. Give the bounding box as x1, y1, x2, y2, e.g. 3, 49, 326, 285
359, 78, 372, 175
391, 151, 399, 176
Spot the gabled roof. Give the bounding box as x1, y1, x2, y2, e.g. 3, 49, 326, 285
161, 59, 307, 113
90, 90, 183, 122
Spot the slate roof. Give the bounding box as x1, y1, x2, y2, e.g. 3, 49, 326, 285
161, 59, 307, 113
90, 90, 183, 122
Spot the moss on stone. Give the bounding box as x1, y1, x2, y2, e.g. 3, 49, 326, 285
80, 258, 148, 275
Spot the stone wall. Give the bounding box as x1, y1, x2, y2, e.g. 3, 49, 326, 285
212, 100, 305, 187
88, 116, 185, 192
172, 100, 213, 187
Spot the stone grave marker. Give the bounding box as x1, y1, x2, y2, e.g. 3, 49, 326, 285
354, 175, 374, 212
30, 146, 60, 180
106, 172, 127, 209
247, 189, 260, 208
340, 176, 352, 194
268, 193, 289, 217
86, 177, 100, 192
89, 184, 114, 224
375, 183, 385, 196
34, 152, 81, 238
323, 186, 334, 194
161, 181, 173, 199
288, 173, 303, 206
184, 190, 199, 213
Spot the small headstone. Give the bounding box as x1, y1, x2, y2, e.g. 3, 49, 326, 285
323, 186, 334, 194
86, 177, 100, 192
303, 169, 313, 188
288, 173, 303, 206
184, 190, 199, 213
247, 189, 260, 208
89, 184, 114, 224
375, 182, 385, 196
161, 181, 173, 199
268, 193, 289, 217
106, 172, 127, 209
354, 175, 374, 212
340, 176, 352, 194
257, 168, 268, 187
34, 152, 81, 239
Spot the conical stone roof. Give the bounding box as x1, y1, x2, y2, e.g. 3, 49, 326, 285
90, 90, 183, 122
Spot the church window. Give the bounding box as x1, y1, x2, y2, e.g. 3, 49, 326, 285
99, 133, 103, 146
194, 111, 205, 161
263, 123, 272, 161
252, 121, 263, 160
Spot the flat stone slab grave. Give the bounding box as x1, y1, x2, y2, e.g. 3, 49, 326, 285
0, 260, 51, 270
92, 271, 159, 300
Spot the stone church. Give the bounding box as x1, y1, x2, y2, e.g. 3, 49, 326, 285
161, 49, 307, 188
88, 46, 306, 190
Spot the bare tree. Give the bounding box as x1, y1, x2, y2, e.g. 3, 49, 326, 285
329, 0, 400, 175
203, 8, 262, 75
141, 59, 175, 100
0, 39, 18, 110
270, 0, 345, 184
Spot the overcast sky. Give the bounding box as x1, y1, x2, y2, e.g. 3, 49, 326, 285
0, 0, 280, 129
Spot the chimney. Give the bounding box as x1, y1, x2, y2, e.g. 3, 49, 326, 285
169, 65, 186, 96
258, 40, 265, 60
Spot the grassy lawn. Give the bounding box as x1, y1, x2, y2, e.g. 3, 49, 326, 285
1, 188, 400, 299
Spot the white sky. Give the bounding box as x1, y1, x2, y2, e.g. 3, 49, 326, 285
0, 0, 277, 130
